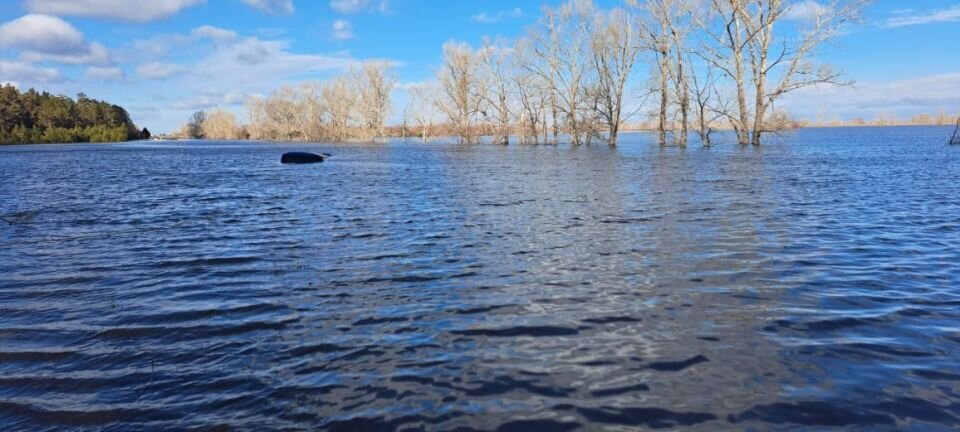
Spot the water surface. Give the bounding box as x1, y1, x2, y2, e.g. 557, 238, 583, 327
1, 127, 959, 431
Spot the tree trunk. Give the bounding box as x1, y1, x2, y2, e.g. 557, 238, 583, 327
658, 48, 670, 147
730, 10, 750, 146
751, 11, 774, 147
675, 39, 688, 147
551, 97, 559, 145
678, 93, 688, 147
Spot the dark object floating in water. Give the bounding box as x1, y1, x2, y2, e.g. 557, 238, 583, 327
281, 152, 325, 164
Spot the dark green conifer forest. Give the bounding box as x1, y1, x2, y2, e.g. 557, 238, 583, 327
0, 84, 146, 144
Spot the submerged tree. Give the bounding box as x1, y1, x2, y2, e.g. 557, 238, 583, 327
193, 0, 864, 147
528, 0, 599, 145
407, 85, 438, 142
436, 41, 485, 144
742, 0, 863, 146
634, 0, 695, 147
186, 111, 207, 139
695, 0, 865, 146
591, 6, 642, 146
242, 62, 396, 143
478, 39, 515, 145
355, 62, 396, 141
201, 109, 239, 140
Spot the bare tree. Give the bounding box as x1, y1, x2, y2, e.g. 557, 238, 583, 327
322, 75, 355, 142
201, 109, 239, 139
293, 82, 326, 141
436, 41, 484, 144
689, 62, 725, 147
668, 1, 693, 147
693, 0, 863, 145
478, 39, 514, 145
355, 61, 396, 141
591, 7, 642, 146
512, 39, 549, 145
635, 0, 693, 147
246, 97, 265, 140
528, 0, 599, 145
694, 0, 752, 145
245, 67, 396, 143
407, 85, 438, 142
260, 85, 310, 140
523, 11, 561, 144
186, 111, 206, 138
740, 0, 863, 145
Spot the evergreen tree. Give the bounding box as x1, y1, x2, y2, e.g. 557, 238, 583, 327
0, 84, 143, 144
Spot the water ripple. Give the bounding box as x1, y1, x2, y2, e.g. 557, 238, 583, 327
0, 128, 959, 430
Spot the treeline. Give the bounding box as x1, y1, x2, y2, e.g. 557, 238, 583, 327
0, 85, 147, 145
420, 0, 863, 147
176, 62, 395, 142
189, 0, 863, 147
839, 111, 959, 127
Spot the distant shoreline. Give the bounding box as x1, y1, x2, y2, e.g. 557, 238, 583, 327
2, 124, 954, 147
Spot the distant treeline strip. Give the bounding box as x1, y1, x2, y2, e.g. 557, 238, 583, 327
0, 84, 149, 145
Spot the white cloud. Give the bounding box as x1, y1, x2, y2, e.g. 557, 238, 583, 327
137, 62, 189, 80
470, 8, 523, 23
330, 0, 389, 14
0, 60, 63, 84
172, 91, 250, 110
332, 19, 355, 40
84, 66, 125, 80
0, 14, 86, 55
192, 25, 238, 43
22, 0, 205, 22
0, 14, 112, 65
881, 5, 960, 27
784, 1, 830, 22
196, 37, 355, 72
241, 0, 294, 15
780, 72, 960, 118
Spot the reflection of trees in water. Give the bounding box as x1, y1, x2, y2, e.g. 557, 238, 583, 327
610, 143, 798, 416
427, 141, 797, 421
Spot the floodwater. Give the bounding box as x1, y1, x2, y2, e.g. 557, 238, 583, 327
1, 126, 958, 431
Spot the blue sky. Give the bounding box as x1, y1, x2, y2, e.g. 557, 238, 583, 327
1, 0, 958, 132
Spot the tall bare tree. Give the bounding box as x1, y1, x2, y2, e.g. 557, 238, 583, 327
591, 7, 642, 146
635, 0, 693, 147
298, 82, 326, 141
513, 39, 549, 145
201, 109, 239, 139
689, 61, 726, 147
477, 39, 515, 145
322, 75, 355, 142
694, 0, 752, 145
436, 41, 484, 144
407, 85, 438, 142
528, 0, 599, 145
668, 1, 693, 147
186, 110, 206, 138
355, 61, 396, 141
740, 0, 863, 145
